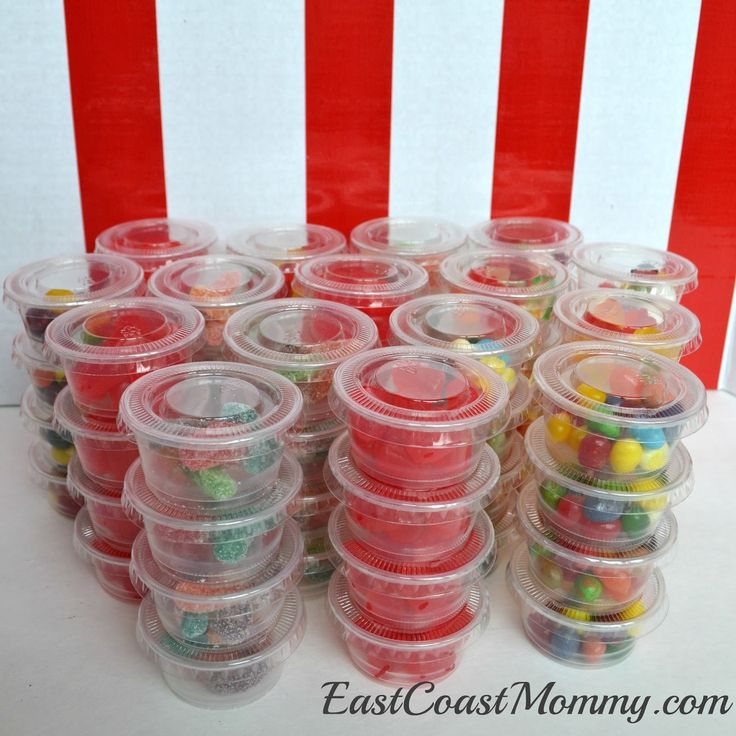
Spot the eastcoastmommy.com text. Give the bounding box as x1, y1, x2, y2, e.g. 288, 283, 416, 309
321, 681, 733, 725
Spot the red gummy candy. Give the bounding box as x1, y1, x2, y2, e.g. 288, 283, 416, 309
178, 420, 241, 471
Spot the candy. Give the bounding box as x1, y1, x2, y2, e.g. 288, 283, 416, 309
581, 638, 607, 664
583, 497, 624, 523
539, 480, 565, 509
187, 466, 238, 501
575, 575, 603, 602
50, 445, 75, 467
578, 435, 612, 470
629, 426, 666, 450
568, 426, 587, 451
609, 438, 643, 474
539, 559, 564, 588
546, 413, 571, 443
181, 611, 209, 639
619, 600, 647, 620
577, 383, 606, 403
211, 527, 250, 563
639, 444, 669, 472
561, 607, 592, 622
587, 416, 621, 439
549, 627, 580, 659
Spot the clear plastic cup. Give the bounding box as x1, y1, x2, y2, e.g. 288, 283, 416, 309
224, 299, 379, 422
67, 455, 139, 551
554, 289, 701, 361
507, 545, 667, 667
328, 569, 489, 684
96, 218, 217, 281
301, 527, 336, 596
73, 508, 140, 601
532, 343, 707, 481
292, 254, 428, 343
488, 374, 532, 462
27, 439, 81, 518
517, 481, 676, 613
286, 415, 344, 487
525, 417, 693, 548
54, 387, 137, 486
350, 216, 466, 291
118, 362, 303, 508
328, 507, 495, 632
122, 457, 300, 581
12, 332, 67, 409
130, 521, 303, 650
490, 509, 518, 570
329, 346, 510, 489
44, 297, 205, 419
468, 217, 582, 264
148, 255, 287, 360
571, 243, 698, 302
326, 432, 500, 562
20, 386, 75, 471
226, 224, 346, 294
293, 483, 338, 533
484, 430, 528, 527
137, 588, 305, 708
3, 254, 144, 343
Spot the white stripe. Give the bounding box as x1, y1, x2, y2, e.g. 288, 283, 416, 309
156, 0, 306, 238
0, 2, 84, 404
570, 0, 701, 247
718, 280, 736, 392
389, 0, 504, 226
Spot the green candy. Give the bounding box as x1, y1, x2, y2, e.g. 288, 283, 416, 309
181, 611, 209, 639
192, 467, 237, 501
81, 329, 103, 346
212, 527, 250, 563
575, 574, 603, 602
221, 402, 258, 424
160, 634, 192, 657
586, 405, 621, 439
242, 438, 280, 475
487, 433, 507, 456
540, 480, 566, 509
621, 511, 651, 538
529, 542, 551, 560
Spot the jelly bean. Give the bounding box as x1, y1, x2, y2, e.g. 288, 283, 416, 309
609, 438, 643, 474
578, 435, 612, 470
549, 627, 581, 659
582, 638, 607, 664
599, 570, 632, 602
577, 383, 606, 403
556, 494, 585, 525
575, 574, 603, 602
540, 480, 566, 509
621, 511, 651, 538
639, 444, 669, 472
501, 366, 517, 384
583, 497, 624, 523
538, 559, 564, 589
568, 426, 586, 451
619, 600, 646, 620
546, 413, 572, 443
629, 426, 666, 450
562, 607, 591, 622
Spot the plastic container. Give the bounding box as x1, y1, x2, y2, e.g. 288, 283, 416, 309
293, 483, 338, 533
286, 416, 344, 486
328, 507, 495, 632
137, 589, 305, 708
440, 251, 570, 326
226, 224, 346, 293
292, 254, 428, 343
571, 243, 698, 302
301, 528, 336, 596
468, 217, 582, 264
491, 509, 519, 568
553, 289, 701, 361
67, 455, 139, 551
525, 417, 693, 548
532, 343, 708, 481
488, 374, 532, 462
122, 458, 300, 581
130, 522, 303, 650
28, 440, 81, 518
3, 254, 144, 343
96, 218, 217, 280
484, 430, 528, 527
326, 432, 500, 562
507, 545, 667, 667
148, 255, 287, 359
224, 299, 378, 422
328, 569, 489, 684
119, 362, 303, 508
20, 386, 75, 470
44, 297, 205, 419
329, 346, 510, 489
54, 387, 137, 486
350, 216, 466, 291
12, 332, 67, 408
73, 508, 140, 601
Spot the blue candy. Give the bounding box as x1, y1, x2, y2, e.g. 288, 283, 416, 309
549, 626, 581, 660
475, 339, 508, 363
583, 496, 625, 523
629, 426, 666, 450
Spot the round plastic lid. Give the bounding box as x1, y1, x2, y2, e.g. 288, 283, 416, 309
388, 294, 540, 367
54, 386, 126, 441
532, 342, 708, 436
293, 254, 428, 307
329, 346, 510, 435
73, 508, 132, 566
12, 332, 53, 369
497, 431, 528, 494
350, 217, 465, 266
286, 415, 344, 454
325, 431, 501, 512
505, 374, 532, 429
118, 361, 303, 450
469, 217, 582, 257
96, 218, 217, 267
223, 298, 379, 372
20, 385, 53, 432
440, 251, 570, 302
44, 297, 204, 365
66, 454, 126, 507
571, 243, 698, 294
148, 255, 285, 309
3, 254, 144, 312
28, 439, 68, 488
226, 224, 346, 267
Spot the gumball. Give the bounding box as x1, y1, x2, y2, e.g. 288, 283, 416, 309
578, 435, 611, 470
583, 496, 624, 523
610, 438, 643, 474
540, 480, 566, 509
629, 426, 666, 450
575, 574, 603, 602
549, 627, 581, 659
639, 444, 669, 472
556, 494, 585, 525
598, 569, 632, 602
587, 416, 621, 439
621, 511, 651, 538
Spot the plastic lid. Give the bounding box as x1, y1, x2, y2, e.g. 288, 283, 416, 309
329, 346, 510, 437
326, 431, 501, 512
119, 361, 302, 450
45, 297, 204, 365
96, 219, 217, 268
67, 454, 125, 507
54, 386, 126, 441
505, 374, 531, 429
4, 254, 144, 312
122, 457, 301, 530
388, 294, 540, 367
148, 255, 285, 309
226, 224, 346, 268
293, 254, 428, 307
223, 298, 379, 372
524, 417, 694, 505
440, 251, 570, 302
73, 508, 132, 566
469, 217, 582, 257
532, 342, 708, 436
28, 439, 68, 488
571, 243, 698, 294
286, 415, 344, 455
12, 332, 52, 369
20, 385, 53, 432
497, 430, 528, 494
554, 289, 702, 356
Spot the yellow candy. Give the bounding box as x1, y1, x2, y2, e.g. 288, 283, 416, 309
51, 446, 75, 467
629, 477, 664, 493
633, 327, 660, 336
638, 495, 668, 513
610, 438, 643, 474
562, 607, 591, 621
501, 366, 517, 384
45, 288, 75, 299
546, 413, 571, 443
577, 383, 607, 403
639, 444, 669, 472
568, 426, 587, 452
54, 370, 66, 382
618, 600, 647, 620
479, 355, 507, 373
451, 338, 472, 350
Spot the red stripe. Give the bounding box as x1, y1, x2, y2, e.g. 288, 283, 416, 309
491, 0, 589, 220
64, 0, 167, 251
305, 0, 393, 237
668, 0, 736, 388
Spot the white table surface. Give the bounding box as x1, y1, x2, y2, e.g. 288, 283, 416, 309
2, 392, 735, 736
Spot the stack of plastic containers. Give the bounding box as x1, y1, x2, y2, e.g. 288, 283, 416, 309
325, 346, 510, 684
507, 342, 707, 666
